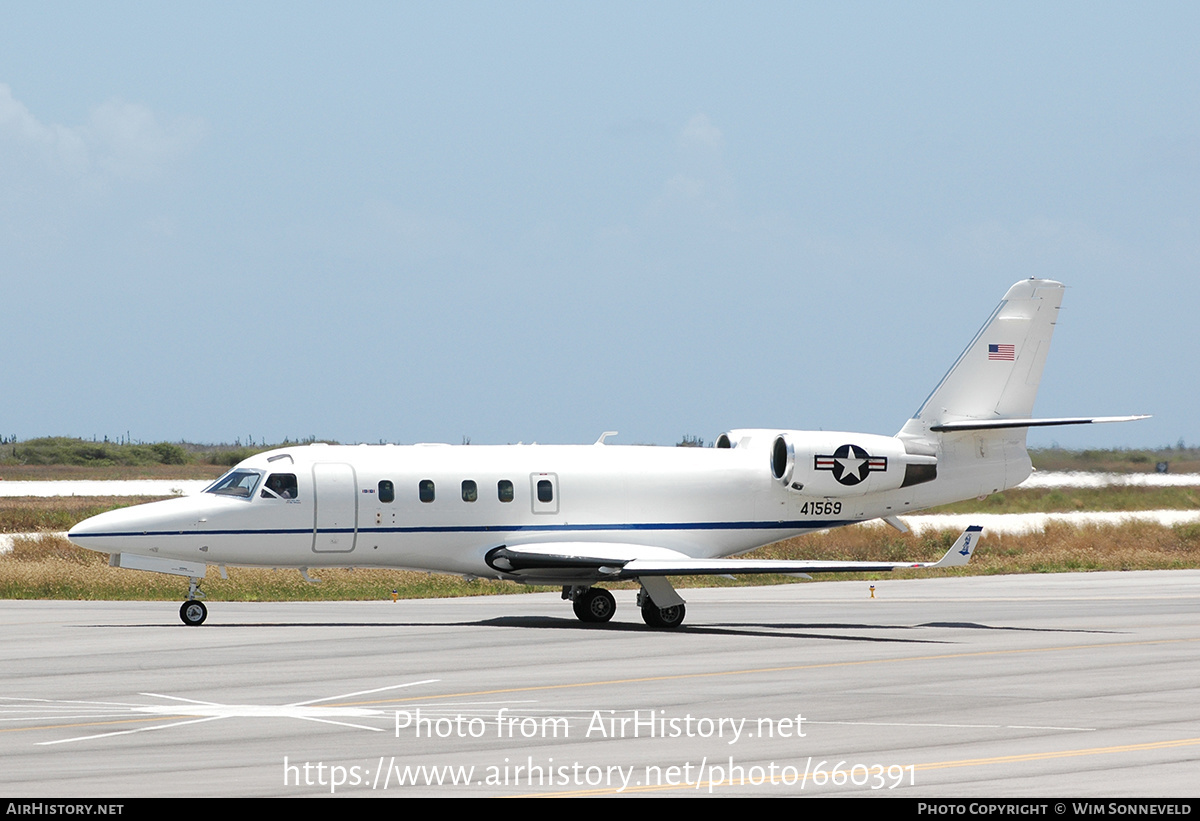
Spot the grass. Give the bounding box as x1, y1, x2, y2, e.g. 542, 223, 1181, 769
754, 519, 1200, 578
1, 534, 544, 601
4, 520, 1199, 602
0, 464, 225, 481
1029, 446, 1200, 474
0, 496, 170, 533
928, 485, 1200, 514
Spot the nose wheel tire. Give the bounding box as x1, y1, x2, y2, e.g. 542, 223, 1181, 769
180, 600, 208, 626
641, 600, 685, 628
572, 588, 616, 623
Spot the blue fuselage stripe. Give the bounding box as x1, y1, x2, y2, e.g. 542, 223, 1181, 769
72, 519, 857, 539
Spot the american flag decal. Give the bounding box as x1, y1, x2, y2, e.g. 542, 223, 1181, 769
988, 343, 1015, 361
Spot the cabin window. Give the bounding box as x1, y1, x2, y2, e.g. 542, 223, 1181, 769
461, 480, 477, 502
206, 469, 261, 498
537, 479, 554, 503
378, 480, 395, 503
419, 479, 435, 503
497, 479, 514, 503
261, 473, 298, 499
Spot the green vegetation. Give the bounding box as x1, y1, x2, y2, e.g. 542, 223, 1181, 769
4, 520, 1199, 602
1029, 445, 1200, 474
0, 436, 339, 480
0, 496, 166, 533
749, 520, 1200, 578
0, 533, 548, 601
929, 485, 1200, 515
1, 437, 189, 468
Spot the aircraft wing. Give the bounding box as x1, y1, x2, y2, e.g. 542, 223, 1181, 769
485, 526, 981, 581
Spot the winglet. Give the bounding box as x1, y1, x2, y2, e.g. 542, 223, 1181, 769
927, 526, 983, 568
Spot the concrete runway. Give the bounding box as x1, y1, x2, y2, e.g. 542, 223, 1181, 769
2, 570, 1198, 797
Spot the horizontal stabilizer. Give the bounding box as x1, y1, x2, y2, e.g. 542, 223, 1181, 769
930, 415, 1150, 432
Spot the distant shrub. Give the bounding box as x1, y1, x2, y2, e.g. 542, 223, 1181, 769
149, 443, 188, 465
6, 437, 190, 467
208, 447, 267, 466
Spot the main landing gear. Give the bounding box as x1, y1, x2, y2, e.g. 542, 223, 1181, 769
180, 577, 207, 626
640, 597, 686, 628
571, 587, 616, 622
564, 582, 687, 628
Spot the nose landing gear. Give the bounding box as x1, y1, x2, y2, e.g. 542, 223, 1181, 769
180, 577, 207, 626
180, 600, 208, 626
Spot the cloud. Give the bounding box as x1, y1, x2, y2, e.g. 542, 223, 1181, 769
0, 84, 88, 173
0, 83, 205, 183
86, 98, 206, 180
678, 113, 724, 153
648, 114, 733, 217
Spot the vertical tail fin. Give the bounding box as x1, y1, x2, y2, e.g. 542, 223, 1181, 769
896, 279, 1063, 499
896, 279, 1144, 501
900, 279, 1063, 439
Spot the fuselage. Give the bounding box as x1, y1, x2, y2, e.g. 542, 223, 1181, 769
66, 428, 1024, 582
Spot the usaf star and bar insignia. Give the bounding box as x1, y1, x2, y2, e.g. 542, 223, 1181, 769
814, 444, 888, 486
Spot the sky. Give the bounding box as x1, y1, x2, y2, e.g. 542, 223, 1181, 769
1, 2, 1196, 449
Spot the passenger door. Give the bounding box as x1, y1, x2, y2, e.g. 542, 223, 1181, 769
313, 463, 358, 552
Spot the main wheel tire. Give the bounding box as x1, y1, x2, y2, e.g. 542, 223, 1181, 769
180, 600, 208, 626
572, 588, 616, 623
641, 600, 685, 628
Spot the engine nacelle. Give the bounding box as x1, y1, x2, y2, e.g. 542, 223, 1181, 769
719, 429, 937, 497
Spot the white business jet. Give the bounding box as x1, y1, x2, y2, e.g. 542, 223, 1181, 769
68, 279, 1145, 627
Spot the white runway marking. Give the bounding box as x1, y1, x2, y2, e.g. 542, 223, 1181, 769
1021, 471, 1200, 488
18, 680, 441, 745
892, 509, 1200, 535
0, 479, 210, 497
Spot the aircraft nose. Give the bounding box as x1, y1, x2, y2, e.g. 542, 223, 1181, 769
67, 508, 124, 550
68, 513, 102, 538
67, 502, 166, 549
67, 495, 221, 554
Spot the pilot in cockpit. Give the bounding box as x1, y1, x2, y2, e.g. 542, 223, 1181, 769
262, 473, 298, 500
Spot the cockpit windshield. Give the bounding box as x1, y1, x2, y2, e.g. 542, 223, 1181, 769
205, 469, 262, 498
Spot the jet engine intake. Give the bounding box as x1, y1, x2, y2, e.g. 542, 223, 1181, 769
768, 431, 938, 497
